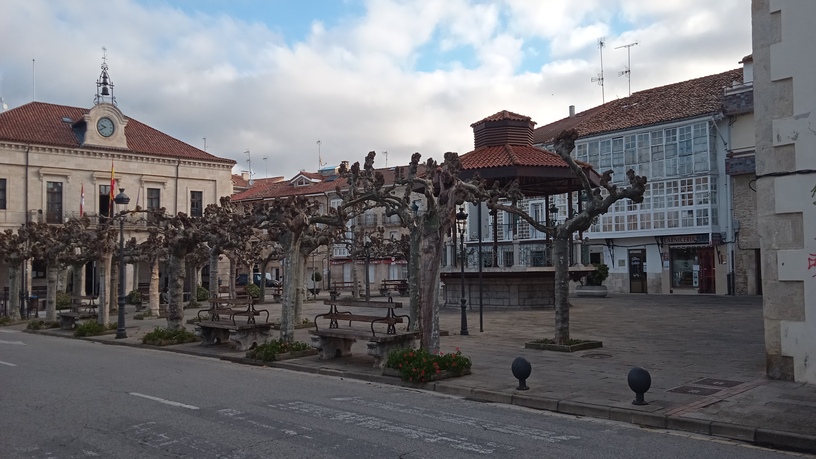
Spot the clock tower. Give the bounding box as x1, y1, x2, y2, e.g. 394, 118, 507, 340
82, 49, 128, 149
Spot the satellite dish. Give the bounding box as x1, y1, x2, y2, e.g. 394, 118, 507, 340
1, 97, 7, 110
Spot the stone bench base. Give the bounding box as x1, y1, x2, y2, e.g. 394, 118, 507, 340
196, 322, 273, 351
58, 312, 97, 330
309, 329, 419, 368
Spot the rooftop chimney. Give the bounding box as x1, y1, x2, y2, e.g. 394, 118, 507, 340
241, 171, 250, 181
569, 105, 576, 117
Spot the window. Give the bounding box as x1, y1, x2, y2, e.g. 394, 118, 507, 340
147, 188, 161, 224
46, 181, 63, 224
33, 260, 46, 279
190, 191, 203, 217
666, 210, 679, 228
99, 184, 111, 217
0, 178, 6, 209
600, 140, 611, 169
147, 188, 161, 211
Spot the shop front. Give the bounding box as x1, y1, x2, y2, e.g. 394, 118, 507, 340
661, 234, 723, 294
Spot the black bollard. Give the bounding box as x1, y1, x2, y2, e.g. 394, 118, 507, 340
627, 367, 652, 405
511, 357, 532, 390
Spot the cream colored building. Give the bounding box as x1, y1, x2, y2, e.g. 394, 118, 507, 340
0, 65, 235, 306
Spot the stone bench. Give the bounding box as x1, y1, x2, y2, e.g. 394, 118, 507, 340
58, 311, 97, 330
195, 321, 273, 351
308, 328, 419, 368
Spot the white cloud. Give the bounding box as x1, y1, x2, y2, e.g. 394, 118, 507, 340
0, 0, 752, 179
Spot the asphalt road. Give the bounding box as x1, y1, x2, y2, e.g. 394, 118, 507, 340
0, 328, 808, 459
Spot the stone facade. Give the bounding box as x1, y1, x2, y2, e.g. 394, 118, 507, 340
753, 0, 816, 383
441, 273, 556, 310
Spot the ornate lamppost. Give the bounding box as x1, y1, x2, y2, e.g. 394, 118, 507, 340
364, 235, 371, 300
114, 188, 130, 339
456, 207, 468, 336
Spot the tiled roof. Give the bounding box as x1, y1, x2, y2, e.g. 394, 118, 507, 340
232, 175, 347, 202
232, 174, 249, 188
533, 68, 742, 145
460, 144, 578, 169
0, 102, 235, 164
470, 110, 535, 127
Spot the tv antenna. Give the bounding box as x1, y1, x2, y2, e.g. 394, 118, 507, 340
245, 150, 253, 185
591, 37, 606, 103
383, 151, 388, 168
616, 41, 639, 96
1, 97, 7, 111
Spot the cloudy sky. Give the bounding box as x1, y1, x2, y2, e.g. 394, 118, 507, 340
0, 0, 750, 179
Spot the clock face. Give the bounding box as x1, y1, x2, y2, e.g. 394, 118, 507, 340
97, 117, 115, 137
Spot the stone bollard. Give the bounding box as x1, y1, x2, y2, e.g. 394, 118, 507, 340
511, 357, 532, 390
627, 367, 652, 405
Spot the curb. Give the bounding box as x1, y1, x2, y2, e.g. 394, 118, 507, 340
21, 328, 816, 454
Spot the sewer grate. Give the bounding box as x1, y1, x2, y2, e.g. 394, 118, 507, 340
692, 378, 743, 388
581, 353, 613, 359
668, 386, 721, 396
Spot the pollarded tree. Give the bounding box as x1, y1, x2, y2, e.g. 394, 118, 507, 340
253, 196, 346, 342
199, 197, 255, 299
125, 227, 166, 316
489, 129, 647, 344
158, 211, 206, 329
341, 151, 491, 352
0, 223, 38, 320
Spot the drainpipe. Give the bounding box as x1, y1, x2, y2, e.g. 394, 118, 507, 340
175, 159, 181, 214
324, 191, 332, 289
21, 145, 31, 316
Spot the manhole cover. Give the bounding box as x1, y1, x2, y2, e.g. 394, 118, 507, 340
668, 386, 721, 396
692, 378, 743, 388
581, 353, 612, 359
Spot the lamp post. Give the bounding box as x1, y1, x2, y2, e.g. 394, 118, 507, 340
456, 207, 468, 336
364, 235, 371, 300
114, 188, 130, 339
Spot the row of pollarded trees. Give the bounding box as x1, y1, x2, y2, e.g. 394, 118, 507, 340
1, 130, 645, 351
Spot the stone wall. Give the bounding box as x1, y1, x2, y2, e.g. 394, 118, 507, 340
441, 274, 555, 310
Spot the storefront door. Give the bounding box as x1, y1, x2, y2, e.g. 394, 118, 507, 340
628, 249, 647, 293
698, 248, 715, 294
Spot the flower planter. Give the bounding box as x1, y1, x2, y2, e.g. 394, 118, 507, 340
575, 285, 608, 298
382, 367, 471, 381
524, 340, 603, 352
244, 349, 318, 362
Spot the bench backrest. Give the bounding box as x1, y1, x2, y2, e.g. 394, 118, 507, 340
324, 299, 403, 309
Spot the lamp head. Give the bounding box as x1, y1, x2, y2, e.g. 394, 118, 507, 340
113, 188, 130, 206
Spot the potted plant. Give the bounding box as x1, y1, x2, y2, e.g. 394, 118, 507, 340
575, 262, 609, 298
308, 271, 322, 295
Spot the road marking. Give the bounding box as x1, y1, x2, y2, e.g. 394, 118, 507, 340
336, 397, 580, 443
0, 329, 19, 333
0, 360, 17, 367
0, 339, 25, 345
130, 392, 199, 410
274, 401, 515, 454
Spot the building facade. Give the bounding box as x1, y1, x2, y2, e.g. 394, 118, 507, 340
0, 64, 235, 303
753, 0, 816, 383
532, 67, 755, 296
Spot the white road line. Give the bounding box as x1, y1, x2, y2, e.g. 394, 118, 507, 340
0, 329, 19, 333
0, 339, 25, 345
129, 392, 199, 410
0, 360, 17, 367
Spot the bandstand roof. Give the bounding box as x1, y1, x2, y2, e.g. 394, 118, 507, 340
458, 110, 601, 196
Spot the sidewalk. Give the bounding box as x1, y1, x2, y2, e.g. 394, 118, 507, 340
25, 293, 816, 454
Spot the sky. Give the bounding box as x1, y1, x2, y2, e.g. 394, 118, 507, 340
0, 0, 751, 180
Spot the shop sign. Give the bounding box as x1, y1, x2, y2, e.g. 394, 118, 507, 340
663, 234, 709, 245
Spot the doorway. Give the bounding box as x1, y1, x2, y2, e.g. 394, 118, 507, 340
698, 248, 716, 294
628, 249, 647, 293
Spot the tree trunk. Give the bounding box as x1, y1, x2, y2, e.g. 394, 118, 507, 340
553, 237, 570, 344
229, 257, 236, 298
149, 259, 160, 316
407, 229, 421, 331
351, 257, 360, 299
209, 249, 219, 299
258, 260, 270, 303
109, 254, 118, 315
294, 251, 307, 321
167, 254, 186, 329
8, 265, 20, 320
418, 225, 445, 353
280, 239, 306, 342
45, 264, 58, 321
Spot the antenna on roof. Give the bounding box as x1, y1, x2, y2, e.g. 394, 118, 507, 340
591, 37, 606, 104
263, 156, 268, 178
615, 41, 639, 96
202, 137, 207, 151
32, 59, 36, 101
245, 150, 253, 185
383, 151, 388, 168
317, 140, 326, 169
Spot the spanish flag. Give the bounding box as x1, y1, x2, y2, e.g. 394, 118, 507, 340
109, 161, 115, 217
80, 182, 85, 217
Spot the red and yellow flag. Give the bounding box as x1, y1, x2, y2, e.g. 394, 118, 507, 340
109, 161, 115, 217
80, 182, 85, 217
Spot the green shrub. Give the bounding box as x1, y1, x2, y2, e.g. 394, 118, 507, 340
585, 263, 609, 286
142, 326, 199, 346
196, 285, 210, 301
386, 348, 472, 383
311, 271, 322, 283
247, 339, 311, 361
245, 283, 261, 298
74, 321, 111, 337
126, 290, 143, 305
56, 291, 72, 309
26, 319, 59, 329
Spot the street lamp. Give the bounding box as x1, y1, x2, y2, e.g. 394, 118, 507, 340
549, 204, 559, 225
364, 235, 371, 300
456, 207, 468, 336
113, 188, 130, 339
